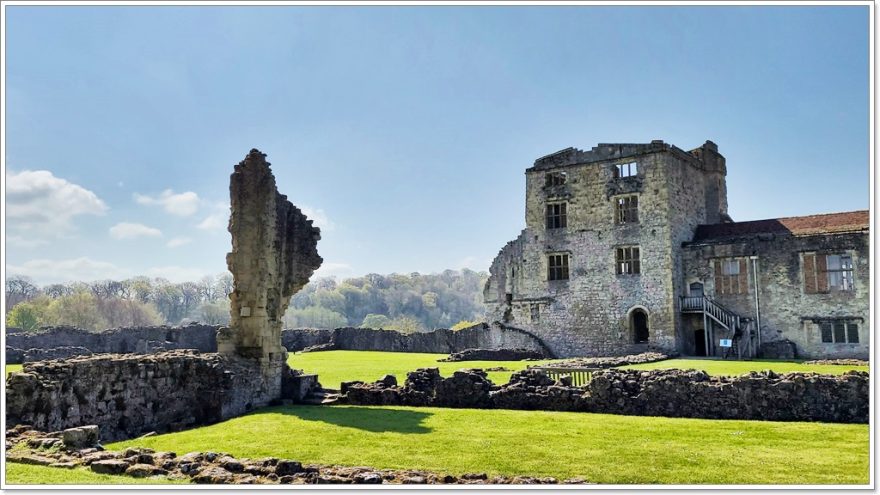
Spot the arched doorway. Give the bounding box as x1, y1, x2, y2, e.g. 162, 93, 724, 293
631, 309, 649, 343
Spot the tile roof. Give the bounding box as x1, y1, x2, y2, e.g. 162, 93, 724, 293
691, 210, 869, 242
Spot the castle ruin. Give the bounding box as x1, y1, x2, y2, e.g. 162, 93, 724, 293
484, 140, 868, 359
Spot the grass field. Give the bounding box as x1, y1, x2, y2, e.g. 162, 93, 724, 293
623, 358, 868, 376
104, 404, 868, 485
8, 353, 867, 382
5, 351, 871, 485
287, 350, 561, 387
5, 463, 185, 485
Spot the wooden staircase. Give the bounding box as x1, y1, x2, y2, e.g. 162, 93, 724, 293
680, 296, 756, 358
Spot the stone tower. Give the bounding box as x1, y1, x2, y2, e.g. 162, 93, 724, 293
217, 149, 323, 400
484, 140, 728, 357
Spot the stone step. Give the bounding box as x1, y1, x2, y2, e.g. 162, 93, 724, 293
300, 391, 341, 406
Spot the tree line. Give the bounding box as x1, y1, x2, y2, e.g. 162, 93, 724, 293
5, 269, 488, 333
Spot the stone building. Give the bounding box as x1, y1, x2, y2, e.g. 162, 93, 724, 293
484, 140, 868, 359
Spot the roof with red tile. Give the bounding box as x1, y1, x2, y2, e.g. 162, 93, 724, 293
691, 210, 869, 243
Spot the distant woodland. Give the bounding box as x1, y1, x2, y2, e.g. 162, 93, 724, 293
5, 269, 488, 333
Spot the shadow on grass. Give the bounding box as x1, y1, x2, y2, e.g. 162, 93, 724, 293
276, 405, 434, 434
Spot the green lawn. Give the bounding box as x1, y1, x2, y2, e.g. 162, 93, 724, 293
103, 404, 867, 485
623, 358, 868, 376
287, 350, 561, 388
6, 364, 23, 375
5, 463, 185, 485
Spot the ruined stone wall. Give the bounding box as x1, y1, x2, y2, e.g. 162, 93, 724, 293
681, 231, 869, 359
485, 141, 726, 357
218, 149, 322, 403
5, 351, 269, 441
6, 324, 548, 361
320, 323, 550, 355
344, 368, 868, 424
6, 325, 218, 364
280, 328, 334, 352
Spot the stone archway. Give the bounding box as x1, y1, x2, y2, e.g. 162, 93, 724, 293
629, 307, 649, 344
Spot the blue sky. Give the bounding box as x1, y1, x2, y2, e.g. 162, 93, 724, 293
4, 5, 870, 285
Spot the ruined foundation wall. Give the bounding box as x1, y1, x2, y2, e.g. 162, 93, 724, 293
6, 323, 548, 362
6, 325, 218, 364
5, 351, 268, 441
293, 323, 551, 356
345, 368, 869, 423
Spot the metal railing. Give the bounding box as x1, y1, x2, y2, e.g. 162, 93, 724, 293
531, 367, 601, 387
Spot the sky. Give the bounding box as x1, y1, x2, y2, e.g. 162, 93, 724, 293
3, 5, 871, 286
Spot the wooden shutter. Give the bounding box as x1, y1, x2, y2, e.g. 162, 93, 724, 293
738, 259, 748, 294
714, 259, 723, 295
803, 253, 817, 294
816, 254, 828, 293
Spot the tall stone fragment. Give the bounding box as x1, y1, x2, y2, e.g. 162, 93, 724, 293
217, 149, 323, 399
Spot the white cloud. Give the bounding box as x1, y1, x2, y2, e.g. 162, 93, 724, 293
6, 170, 107, 236
300, 206, 335, 232
7, 257, 128, 285
314, 262, 353, 278
197, 213, 227, 231
109, 222, 163, 240
134, 189, 200, 217
195, 202, 229, 231
166, 237, 193, 248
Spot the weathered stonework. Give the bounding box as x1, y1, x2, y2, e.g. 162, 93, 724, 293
5, 149, 323, 440
343, 367, 869, 423
5, 324, 218, 364
217, 149, 323, 403
5, 351, 270, 441
681, 218, 869, 359
485, 140, 868, 359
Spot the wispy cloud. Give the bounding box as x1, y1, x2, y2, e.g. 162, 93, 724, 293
300, 206, 335, 232
196, 202, 229, 231
109, 222, 163, 240
134, 189, 200, 217
7, 257, 128, 284
6, 169, 107, 237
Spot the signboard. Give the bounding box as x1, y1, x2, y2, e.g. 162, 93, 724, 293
719, 339, 733, 348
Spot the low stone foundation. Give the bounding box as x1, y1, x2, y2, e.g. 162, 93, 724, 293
5, 426, 580, 485
5, 350, 307, 441
540, 352, 670, 369
343, 367, 868, 423
438, 348, 545, 362
803, 359, 869, 366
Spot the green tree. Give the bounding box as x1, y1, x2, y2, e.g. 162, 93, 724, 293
283, 306, 348, 329
450, 320, 481, 331
45, 292, 107, 331
360, 313, 391, 329
386, 315, 423, 334
195, 300, 230, 325
6, 298, 49, 331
